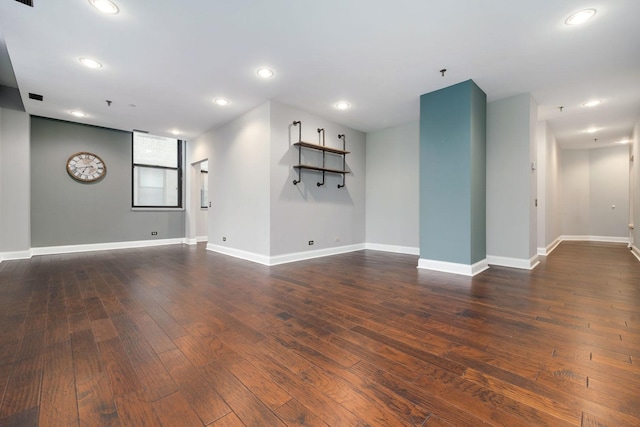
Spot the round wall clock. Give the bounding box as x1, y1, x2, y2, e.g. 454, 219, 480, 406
66, 152, 107, 183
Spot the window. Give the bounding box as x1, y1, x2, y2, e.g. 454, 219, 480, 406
200, 160, 208, 208
132, 132, 182, 208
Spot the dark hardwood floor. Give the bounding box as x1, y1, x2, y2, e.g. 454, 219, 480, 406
0, 241, 639, 426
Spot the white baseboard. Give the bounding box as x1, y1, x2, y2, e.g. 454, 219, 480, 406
31, 238, 186, 257
417, 258, 489, 277
269, 244, 366, 266
538, 237, 562, 256
631, 245, 640, 262
560, 235, 629, 244
365, 243, 420, 255
185, 236, 208, 245
206, 244, 271, 265
487, 254, 540, 270
206, 243, 366, 266
0, 249, 32, 263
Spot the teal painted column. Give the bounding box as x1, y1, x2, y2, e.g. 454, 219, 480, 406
419, 80, 487, 276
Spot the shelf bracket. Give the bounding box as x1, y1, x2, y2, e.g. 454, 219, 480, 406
293, 120, 302, 185
337, 134, 346, 188
292, 120, 302, 142
317, 128, 325, 187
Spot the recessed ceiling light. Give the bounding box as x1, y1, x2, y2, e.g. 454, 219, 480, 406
89, 0, 119, 14
257, 67, 275, 79
618, 139, 630, 144
565, 9, 596, 26
213, 98, 230, 106
585, 127, 599, 133
70, 111, 87, 118
583, 100, 602, 107
79, 57, 103, 69
335, 101, 351, 110
170, 129, 181, 135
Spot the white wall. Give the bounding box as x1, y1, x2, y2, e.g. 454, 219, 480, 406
536, 121, 562, 253
486, 93, 538, 268
185, 138, 210, 244
632, 119, 640, 254
365, 121, 419, 253
528, 96, 538, 260
269, 101, 366, 258
0, 108, 30, 258
561, 146, 629, 240
545, 124, 562, 248
536, 121, 547, 251
201, 102, 271, 258
561, 150, 590, 235
589, 146, 629, 237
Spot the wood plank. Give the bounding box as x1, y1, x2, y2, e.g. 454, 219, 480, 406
350, 360, 488, 427
301, 364, 427, 426
131, 312, 176, 354
208, 412, 245, 427
90, 318, 118, 343
151, 391, 203, 427
226, 358, 292, 411
110, 314, 177, 401
113, 390, 161, 427
200, 361, 287, 427
0, 355, 43, 419
274, 398, 330, 427
96, 338, 143, 397
224, 349, 368, 426
0, 406, 39, 427
71, 329, 103, 383
76, 373, 120, 426
39, 340, 78, 426
158, 348, 231, 425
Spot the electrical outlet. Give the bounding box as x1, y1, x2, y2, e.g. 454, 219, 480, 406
223, 237, 227, 242
151, 231, 158, 235
308, 240, 314, 245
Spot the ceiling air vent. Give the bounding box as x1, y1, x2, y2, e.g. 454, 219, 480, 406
15, 0, 34, 7
29, 93, 43, 101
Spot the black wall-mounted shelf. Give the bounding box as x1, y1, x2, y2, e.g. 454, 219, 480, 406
291, 121, 349, 188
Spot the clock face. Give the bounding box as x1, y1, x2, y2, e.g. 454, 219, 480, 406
67, 152, 107, 183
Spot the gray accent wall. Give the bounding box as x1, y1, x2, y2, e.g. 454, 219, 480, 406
420, 80, 487, 265
30, 117, 185, 247
365, 121, 419, 249
486, 93, 537, 262
0, 108, 30, 253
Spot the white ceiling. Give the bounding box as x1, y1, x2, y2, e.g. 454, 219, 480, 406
0, 0, 639, 149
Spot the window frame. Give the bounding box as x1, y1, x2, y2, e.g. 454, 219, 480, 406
131, 133, 183, 209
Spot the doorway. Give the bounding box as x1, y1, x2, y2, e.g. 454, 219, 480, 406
192, 159, 209, 242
